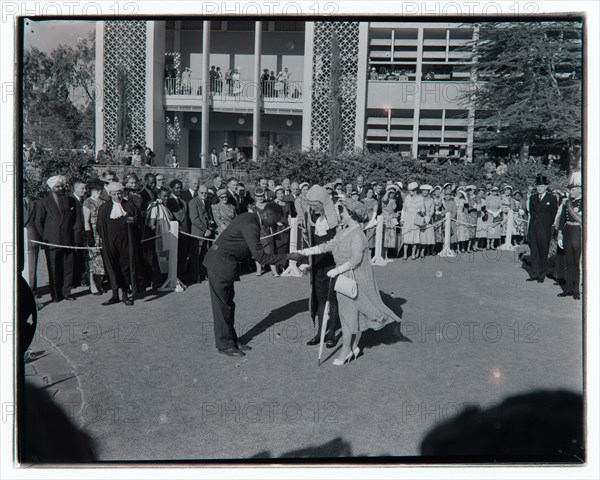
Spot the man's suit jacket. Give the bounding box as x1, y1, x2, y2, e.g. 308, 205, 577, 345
208, 185, 221, 205
180, 189, 197, 204
282, 193, 298, 217
140, 188, 156, 215
24, 196, 37, 231
35, 193, 83, 247
226, 189, 241, 214
99, 186, 110, 203
167, 196, 190, 233
203, 212, 289, 282
188, 196, 212, 238
528, 193, 558, 233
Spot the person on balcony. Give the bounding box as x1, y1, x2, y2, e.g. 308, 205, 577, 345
209, 65, 217, 93
282, 67, 291, 97
232, 68, 242, 97
215, 67, 223, 94
164, 148, 178, 168
181, 66, 192, 94
261, 68, 270, 96
275, 71, 285, 97
225, 68, 233, 95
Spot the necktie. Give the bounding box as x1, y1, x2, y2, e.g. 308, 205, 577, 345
193, 191, 198, 198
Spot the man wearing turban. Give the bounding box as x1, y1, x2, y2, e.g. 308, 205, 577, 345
304, 185, 341, 348
35, 175, 83, 302
96, 182, 142, 305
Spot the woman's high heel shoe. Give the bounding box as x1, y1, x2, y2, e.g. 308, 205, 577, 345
352, 346, 360, 360
332, 351, 354, 366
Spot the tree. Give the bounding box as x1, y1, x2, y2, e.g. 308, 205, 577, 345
466, 22, 582, 162
23, 31, 96, 150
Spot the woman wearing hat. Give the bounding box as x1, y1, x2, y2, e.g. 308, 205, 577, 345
248, 187, 269, 276
381, 185, 399, 260
298, 198, 401, 365
211, 188, 236, 237
269, 185, 291, 276
417, 185, 435, 257
295, 182, 311, 229
455, 189, 470, 253
474, 187, 488, 250
361, 187, 379, 256
400, 182, 425, 260
82, 180, 107, 294
485, 186, 502, 249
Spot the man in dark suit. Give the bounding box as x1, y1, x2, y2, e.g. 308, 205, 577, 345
35, 176, 83, 302
282, 180, 298, 217
181, 175, 200, 204
167, 179, 190, 281
527, 174, 558, 282
225, 177, 241, 214
99, 170, 118, 202
557, 177, 582, 299
187, 184, 214, 283
203, 203, 303, 357
208, 173, 223, 205
139, 173, 156, 215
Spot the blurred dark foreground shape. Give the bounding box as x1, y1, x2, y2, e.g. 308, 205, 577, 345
420, 389, 584, 462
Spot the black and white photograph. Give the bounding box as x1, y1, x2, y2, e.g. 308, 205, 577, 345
2, 1, 599, 478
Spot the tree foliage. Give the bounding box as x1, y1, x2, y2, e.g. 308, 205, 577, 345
249, 147, 566, 194
23, 31, 96, 149
467, 21, 582, 154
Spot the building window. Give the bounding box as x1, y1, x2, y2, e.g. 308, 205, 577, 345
273, 21, 305, 31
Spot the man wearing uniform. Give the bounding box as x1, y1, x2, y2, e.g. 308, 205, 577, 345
557, 177, 582, 299
526, 174, 558, 283
203, 203, 302, 357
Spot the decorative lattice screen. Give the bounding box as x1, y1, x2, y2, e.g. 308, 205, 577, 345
103, 21, 147, 149
310, 22, 360, 153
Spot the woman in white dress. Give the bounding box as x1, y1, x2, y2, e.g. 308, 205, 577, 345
146, 187, 174, 276
400, 182, 425, 260
418, 185, 435, 257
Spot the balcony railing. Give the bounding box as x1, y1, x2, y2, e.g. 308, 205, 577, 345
164, 78, 303, 101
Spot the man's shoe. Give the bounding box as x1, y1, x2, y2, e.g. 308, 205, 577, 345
306, 335, 319, 346
573, 293, 581, 300
557, 292, 572, 297
63, 296, 76, 301
102, 297, 120, 306
238, 344, 252, 351
325, 339, 337, 349
526, 277, 538, 282
124, 298, 134, 306
537, 277, 545, 283
218, 347, 245, 357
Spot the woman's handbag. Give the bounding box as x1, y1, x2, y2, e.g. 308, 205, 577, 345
334, 269, 357, 299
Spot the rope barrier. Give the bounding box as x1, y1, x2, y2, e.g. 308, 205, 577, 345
31, 240, 101, 251
141, 231, 169, 243
179, 231, 215, 242
259, 225, 292, 240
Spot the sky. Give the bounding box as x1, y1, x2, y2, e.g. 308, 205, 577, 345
23, 19, 95, 52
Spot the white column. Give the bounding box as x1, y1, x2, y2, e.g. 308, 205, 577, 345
439, 212, 455, 257
252, 21, 262, 162
371, 215, 388, 266
94, 21, 105, 152
301, 22, 315, 151
201, 21, 211, 168
158, 221, 186, 292
354, 21, 370, 152
411, 27, 424, 158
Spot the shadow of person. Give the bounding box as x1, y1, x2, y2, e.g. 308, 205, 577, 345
251, 437, 353, 459
238, 298, 309, 345
358, 293, 412, 350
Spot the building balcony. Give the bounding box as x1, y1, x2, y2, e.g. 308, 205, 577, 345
163, 78, 304, 114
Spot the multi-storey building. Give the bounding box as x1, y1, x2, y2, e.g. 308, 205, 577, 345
95, 20, 476, 167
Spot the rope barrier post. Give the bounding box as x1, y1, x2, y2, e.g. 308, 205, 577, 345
158, 220, 186, 292
371, 215, 388, 266
282, 217, 302, 277
500, 209, 516, 251
23, 228, 31, 287
439, 212, 455, 257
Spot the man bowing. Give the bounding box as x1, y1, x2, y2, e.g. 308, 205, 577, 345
203, 203, 302, 357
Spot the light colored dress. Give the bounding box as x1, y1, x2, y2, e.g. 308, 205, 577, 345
382, 198, 398, 248
322, 225, 401, 334
212, 202, 236, 236
455, 196, 470, 242
83, 196, 105, 275
401, 194, 425, 245
420, 196, 435, 245
485, 195, 502, 239
476, 198, 488, 239
147, 202, 173, 273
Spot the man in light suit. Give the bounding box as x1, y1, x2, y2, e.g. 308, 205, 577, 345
527, 174, 558, 283
167, 179, 190, 281
187, 185, 214, 283
35, 176, 83, 302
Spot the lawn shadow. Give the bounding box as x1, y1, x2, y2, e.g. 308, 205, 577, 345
251, 437, 353, 459
359, 293, 412, 350
238, 298, 308, 345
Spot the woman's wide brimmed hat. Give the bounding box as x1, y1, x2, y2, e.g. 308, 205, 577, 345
299, 182, 310, 190
306, 185, 338, 228
273, 185, 284, 193
420, 184, 433, 191
407, 181, 419, 191
216, 188, 228, 198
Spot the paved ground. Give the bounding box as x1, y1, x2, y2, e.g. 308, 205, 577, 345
25, 248, 583, 460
